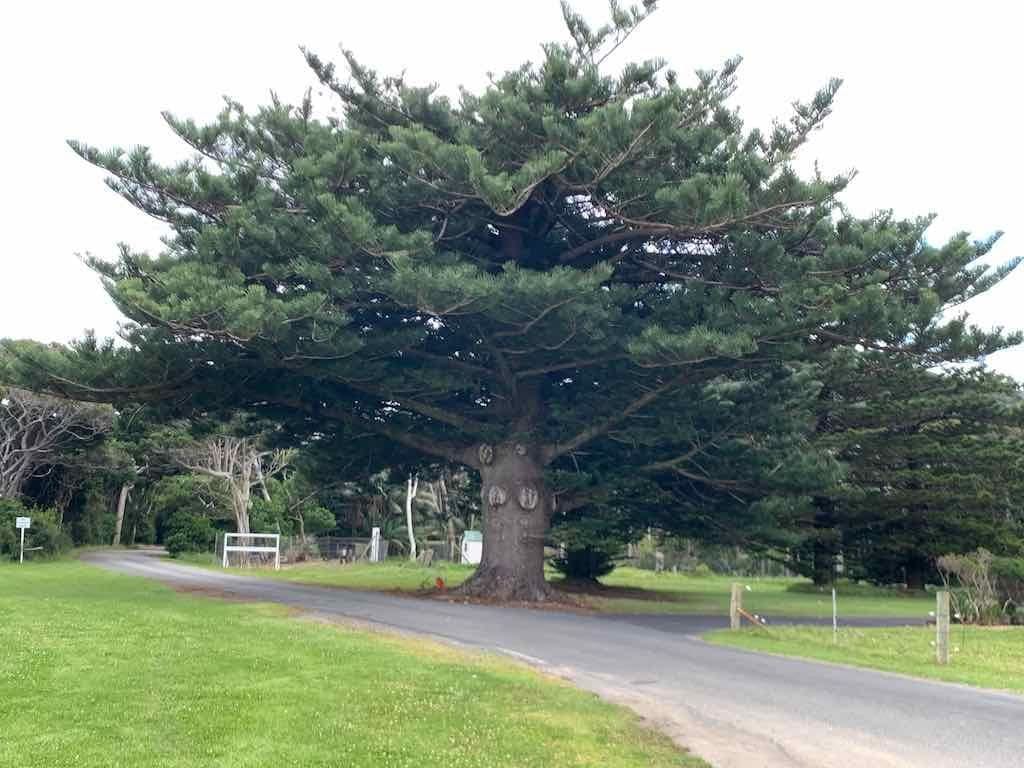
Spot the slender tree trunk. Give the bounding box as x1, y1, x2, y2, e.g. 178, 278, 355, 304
458, 443, 551, 601
112, 483, 132, 546
811, 539, 836, 586
254, 459, 272, 502
231, 488, 252, 566
233, 487, 251, 535
54, 479, 76, 527
810, 496, 838, 586
406, 474, 419, 561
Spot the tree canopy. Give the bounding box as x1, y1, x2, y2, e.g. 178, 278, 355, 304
1, 1, 1017, 597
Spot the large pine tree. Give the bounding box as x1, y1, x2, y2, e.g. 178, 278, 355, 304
2, 2, 1015, 598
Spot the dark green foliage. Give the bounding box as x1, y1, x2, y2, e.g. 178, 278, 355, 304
551, 546, 618, 581
157, 474, 223, 556
992, 557, 1024, 619
0, 499, 71, 560
550, 507, 627, 580
164, 510, 217, 557
250, 473, 336, 537
68, 479, 113, 546
149, 474, 227, 545
804, 360, 1024, 587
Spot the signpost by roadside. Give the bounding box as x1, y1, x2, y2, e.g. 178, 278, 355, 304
832, 587, 838, 645
15, 517, 31, 564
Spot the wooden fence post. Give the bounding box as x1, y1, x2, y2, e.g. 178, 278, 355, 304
730, 582, 742, 630
936, 589, 950, 665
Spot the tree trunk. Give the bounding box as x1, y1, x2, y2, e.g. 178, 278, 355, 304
112, 483, 132, 546
811, 538, 835, 586
810, 496, 838, 586
406, 474, 418, 562
254, 458, 272, 502
457, 444, 551, 601
905, 558, 928, 591
232, 487, 251, 535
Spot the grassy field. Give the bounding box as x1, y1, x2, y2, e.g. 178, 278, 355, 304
0, 562, 705, 768
178, 554, 932, 618
589, 569, 933, 618
706, 624, 1024, 694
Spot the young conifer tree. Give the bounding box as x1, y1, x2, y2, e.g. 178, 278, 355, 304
3, 2, 1015, 598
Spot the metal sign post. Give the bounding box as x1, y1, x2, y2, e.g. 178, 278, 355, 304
15, 517, 31, 564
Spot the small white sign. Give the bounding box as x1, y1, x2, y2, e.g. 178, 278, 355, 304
15, 517, 30, 530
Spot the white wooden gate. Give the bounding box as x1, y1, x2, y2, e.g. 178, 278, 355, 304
222, 533, 281, 570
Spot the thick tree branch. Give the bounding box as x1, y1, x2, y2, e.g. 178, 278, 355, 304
331, 377, 494, 436
274, 397, 478, 468
544, 370, 693, 463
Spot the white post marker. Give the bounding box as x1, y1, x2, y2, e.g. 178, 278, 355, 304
370, 526, 381, 563
15, 517, 31, 564
832, 587, 838, 644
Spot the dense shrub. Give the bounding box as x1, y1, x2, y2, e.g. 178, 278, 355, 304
164, 511, 216, 557
250, 475, 336, 538
0, 498, 71, 560
551, 546, 618, 582
69, 479, 114, 546
149, 475, 226, 545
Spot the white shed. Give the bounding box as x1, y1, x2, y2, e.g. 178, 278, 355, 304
460, 530, 483, 565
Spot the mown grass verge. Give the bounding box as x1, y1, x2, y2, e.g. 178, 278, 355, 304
705, 624, 1024, 694
176, 554, 931, 619
0, 561, 706, 767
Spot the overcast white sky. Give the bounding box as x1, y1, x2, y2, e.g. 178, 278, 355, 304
2, 0, 1022, 377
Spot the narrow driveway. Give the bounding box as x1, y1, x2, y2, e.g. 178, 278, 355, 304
84, 549, 1022, 768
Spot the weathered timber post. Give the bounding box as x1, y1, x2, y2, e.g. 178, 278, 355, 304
936, 589, 951, 665
730, 582, 742, 631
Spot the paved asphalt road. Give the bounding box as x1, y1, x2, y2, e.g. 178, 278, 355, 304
84, 549, 1023, 768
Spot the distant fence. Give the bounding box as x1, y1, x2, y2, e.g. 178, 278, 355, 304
619, 541, 793, 577
213, 534, 479, 566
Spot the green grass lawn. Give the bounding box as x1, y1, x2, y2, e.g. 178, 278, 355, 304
705, 624, 1024, 694
0, 562, 705, 768
586, 568, 934, 618
178, 554, 931, 619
